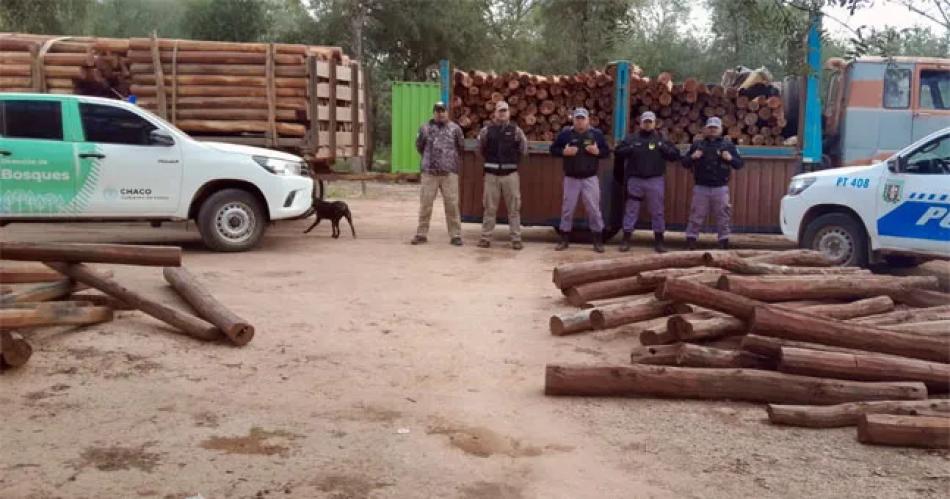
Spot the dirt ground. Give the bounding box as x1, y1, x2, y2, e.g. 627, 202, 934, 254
1, 183, 948, 499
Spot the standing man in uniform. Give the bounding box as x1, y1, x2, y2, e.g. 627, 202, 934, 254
550, 108, 611, 253
681, 117, 744, 250
411, 101, 465, 246
614, 111, 681, 253
477, 101, 528, 250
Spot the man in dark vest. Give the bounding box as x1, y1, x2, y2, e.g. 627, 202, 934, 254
477, 101, 528, 249
550, 107, 611, 252
614, 111, 681, 253
681, 116, 744, 249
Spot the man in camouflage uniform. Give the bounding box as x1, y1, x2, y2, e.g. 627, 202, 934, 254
411, 102, 465, 246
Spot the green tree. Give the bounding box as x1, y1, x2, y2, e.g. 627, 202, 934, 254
183, 0, 271, 42
0, 0, 93, 34
533, 0, 637, 73
86, 0, 188, 38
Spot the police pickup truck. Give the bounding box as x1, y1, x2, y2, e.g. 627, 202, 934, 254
0, 93, 313, 251
781, 127, 950, 266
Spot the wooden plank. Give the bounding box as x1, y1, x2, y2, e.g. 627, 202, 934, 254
329, 62, 338, 164
350, 62, 360, 158
316, 83, 352, 101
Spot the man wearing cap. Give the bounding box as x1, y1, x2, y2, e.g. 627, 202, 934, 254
681, 116, 744, 250
476, 101, 528, 249
614, 111, 681, 253
550, 107, 611, 252
411, 101, 465, 246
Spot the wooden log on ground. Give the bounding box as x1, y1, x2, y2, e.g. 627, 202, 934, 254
703, 252, 867, 275
746, 249, 833, 266
46, 263, 220, 342
718, 274, 939, 302
656, 277, 764, 320
163, 267, 254, 346
544, 364, 927, 404
788, 296, 895, 320
668, 313, 745, 342
857, 414, 950, 449
0, 278, 83, 305
0, 331, 32, 368
768, 400, 950, 428
636, 267, 723, 286
750, 305, 950, 363
564, 276, 653, 306
0, 242, 181, 267
852, 305, 950, 326
67, 293, 134, 311
898, 289, 950, 308
630, 344, 680, 365
550, 309, 593, 336
742, 334, 900, 359
0, 305, 113, 330
590, 299, 689, 330
778, 346, 950, 390
883, 320, 950, 336
0, 266, 62, 283
676, 343, 772, 369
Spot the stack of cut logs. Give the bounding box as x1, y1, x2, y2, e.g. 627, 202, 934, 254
630, 72, 787, 146
0, 32, 364, 161
451, 67, 618, 140
545, 249, 950, 449
0, 242, 255, 370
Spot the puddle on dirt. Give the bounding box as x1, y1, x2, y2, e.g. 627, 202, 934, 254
199, 427, 300, 457
313, 474, 394, 498
76, 443, 161, 472
426, 423, 573, 458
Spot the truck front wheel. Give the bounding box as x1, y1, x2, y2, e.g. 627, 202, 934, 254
801, 212, 869, 267
197, 189, 266, 252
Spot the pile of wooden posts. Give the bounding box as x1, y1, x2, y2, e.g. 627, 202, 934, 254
451, 66, 619, 140
629, 71, 786, 146
0, 242, 254, 370
0, 32, 365, 162
545, 249, 950, 449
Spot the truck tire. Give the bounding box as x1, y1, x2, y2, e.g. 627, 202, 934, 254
197, 189, 266, 252
801, 212, 868, 267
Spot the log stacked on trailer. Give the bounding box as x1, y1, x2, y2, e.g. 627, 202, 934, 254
0, 32, 365, 162
628, 72, 787, 145
0, 242, 255, 370
451, 66, 623, 141
542, 249, 950, 449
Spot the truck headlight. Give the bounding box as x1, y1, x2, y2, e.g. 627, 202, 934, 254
254, 156, 303, 176
787, 176, 816, 196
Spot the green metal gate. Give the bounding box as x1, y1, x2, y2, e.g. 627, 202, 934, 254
391, 82, 440, 173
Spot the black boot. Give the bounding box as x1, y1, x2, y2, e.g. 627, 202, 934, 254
555, 232, 570, 251
686, 237, 697, 251
619, 231, 632, 252
653, 232, 667, 253
719, 238, 730, 250
592, 232, 605, 253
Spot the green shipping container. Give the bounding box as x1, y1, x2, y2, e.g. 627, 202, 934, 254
391, 82, 441, 173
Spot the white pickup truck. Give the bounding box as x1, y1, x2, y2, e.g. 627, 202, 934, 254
781, 127, 950, 266
0, 93, 313, 251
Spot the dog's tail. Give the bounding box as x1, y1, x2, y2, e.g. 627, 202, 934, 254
345, 206, 356, 238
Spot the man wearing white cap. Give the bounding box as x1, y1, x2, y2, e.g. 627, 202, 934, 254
411, 101, 465, 246
476, 101, 528, 249
681, 116, 744, 249
550, 107, 611, 252
614, 111, 681, 253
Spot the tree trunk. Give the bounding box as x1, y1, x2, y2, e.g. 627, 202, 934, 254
786, 296, 895, 320
544, 364, 927, 404
778, 346, 950, 390
750, 306, 950, 363
0, 242, 181, 267
897, 289, 950, 308
0, 305, 113, 330
656, 277, 765, 320
675, 343, 772, 369
67, 293, 133, 311
564, 276, 654, 307
0, 265, 61, 283
718, 275, 938, 301
702, 252, 867, 275
129, 63, 307, 77
745, 249, 833, 266
174, 119, 306, 136
163, 267, 254, 346
741, 334, 905, 359
882, 320, 950, 336
767, 399, 950, 428
0, 331, 32, 368
590, 299, 688, 330
668, 314, 745, 342
550, 309, 593, 336
0, 278, 85, 305
636, 267, 724, 286
851, 305, 950, 326
630, 344, 681, 365
857, 414, 950, 449
45, 263, 220, 342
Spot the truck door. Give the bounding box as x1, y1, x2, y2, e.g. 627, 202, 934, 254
912, 64, 950, 140
876, 133, 950, 255
76, 101, 183, 216
0, 98, 80, 216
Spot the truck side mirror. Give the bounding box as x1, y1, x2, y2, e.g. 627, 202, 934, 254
149, 130, 175, 147
887, 158, 898, 173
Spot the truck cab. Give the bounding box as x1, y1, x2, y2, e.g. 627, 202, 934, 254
0, 93, 313, 251
781, 127, 950, 266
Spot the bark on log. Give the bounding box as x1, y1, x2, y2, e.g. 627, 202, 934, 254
126, 50, 303, 65
46, 263, 220, 342
0, 242, 181, 267
898, 289, 950, 308
0, 305, 113, 330
0, 331, 32, 368
0, 278, 84, 305
162, 267, 254, 345
544, 364, 927, 404
0, 266, 62, 283
768, 400, 950, 428
742, 334, 897, 359
702, 252, 867, 275
676, 343, 772, 369
656, 277, 764, 320
750, 305, 950, 363
883, 320, 950, 336
669, 314, 745, 342
138, 96, 308, 111
174, 119, 306, 136
550, 309, 593, 336
630, 345, 680, 365
718, 274, 939, 302
745, 249, 833, 267
590, 299, 689, 330
788, 296, 895, 320
636, 267, 723, 286
779, 346, 950, 390
67, 293, 133, 311
127, 38, 311, 54
857, 414, 950, 449
852, 305, 950, 326
130, 63, 307, 77
564, 276, 654, 307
